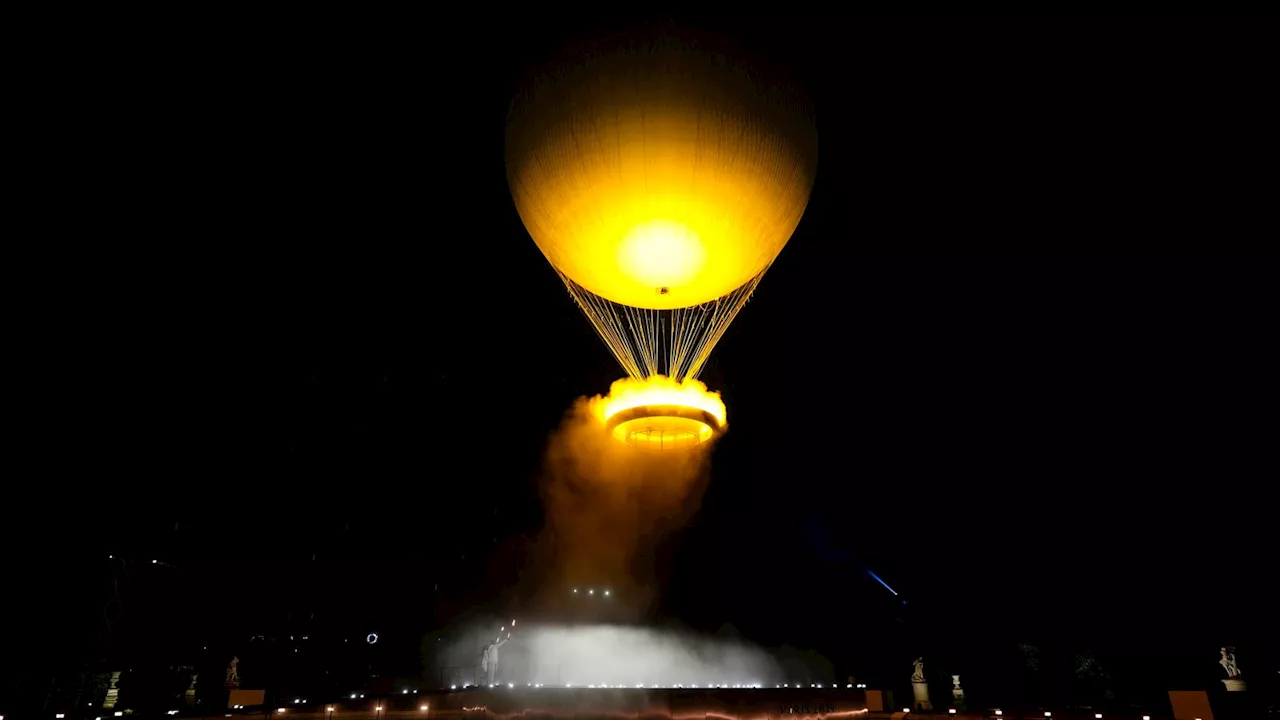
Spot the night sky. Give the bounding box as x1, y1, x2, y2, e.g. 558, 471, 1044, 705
11, 12, 1276, 711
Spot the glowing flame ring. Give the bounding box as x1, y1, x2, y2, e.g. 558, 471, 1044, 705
604, 403, 723, 450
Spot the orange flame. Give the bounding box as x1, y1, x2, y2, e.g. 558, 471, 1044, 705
590, 375, 727, 429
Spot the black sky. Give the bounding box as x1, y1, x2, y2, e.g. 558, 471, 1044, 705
11, 11, 1277, 710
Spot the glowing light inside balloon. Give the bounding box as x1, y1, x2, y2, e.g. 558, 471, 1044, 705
616, 220, 707, 294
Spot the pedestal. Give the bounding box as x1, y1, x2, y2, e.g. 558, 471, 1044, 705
911, 681, 932, 711
227, 689, 266, 708
1222, 678, 1247, 691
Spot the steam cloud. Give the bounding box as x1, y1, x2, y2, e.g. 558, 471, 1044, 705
428, 391, 831, 689
508, 623, 781, 687
531, 394, 713, 617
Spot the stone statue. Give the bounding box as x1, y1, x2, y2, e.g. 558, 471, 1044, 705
1219, 647, 1241, 678
225, 656, 240, 688
909, 658, 931, 710
103, 671, 122, 709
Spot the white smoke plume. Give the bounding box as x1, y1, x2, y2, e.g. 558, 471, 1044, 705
437, 621, 784, 688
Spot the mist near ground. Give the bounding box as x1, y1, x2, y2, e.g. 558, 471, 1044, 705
424, 393, 836, 689
435, 621, 787, 688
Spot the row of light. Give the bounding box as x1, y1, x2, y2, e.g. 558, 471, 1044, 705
42, 702, 1162, 712
446, 682, 874, 690
66, 708, 174, 720
906, 707, 1157, 712
318, 706, 429, 714
230, 707, 434, 715
571, 588, 610, 596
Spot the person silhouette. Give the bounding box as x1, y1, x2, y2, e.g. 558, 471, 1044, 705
485, 635, 510, 685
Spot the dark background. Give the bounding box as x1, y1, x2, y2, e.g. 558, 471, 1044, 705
9, 11, 1276, 715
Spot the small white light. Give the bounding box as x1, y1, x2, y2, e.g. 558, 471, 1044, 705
375, 707, 383, 712
589, 589, 594, 594
573, 588, 578, 593
327, 708, 334, 713
949, 710, 957, 715
420, 706, 429, 711
403, 690, 409, 694
451, 685, 457, 690
1096, 715, 1103, 719
605, 590, 610, 596
57, 715, 66, 719
508, 683, 513, 688
847, 683, 852, 688
351, 694, 357, 699
1142, 716, 1150, 720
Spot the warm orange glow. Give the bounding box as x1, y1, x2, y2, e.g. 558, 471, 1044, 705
594, 375, 726, 427
617, 219, 708, 293
591, 375, 726, 448
507, 37, 817, 311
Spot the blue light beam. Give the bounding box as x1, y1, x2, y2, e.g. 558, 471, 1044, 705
867, 570, 898, 597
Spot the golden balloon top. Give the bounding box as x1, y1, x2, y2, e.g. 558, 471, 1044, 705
507, 31, 818, 310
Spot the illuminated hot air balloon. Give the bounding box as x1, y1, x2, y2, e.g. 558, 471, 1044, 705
506, 30, 817, 448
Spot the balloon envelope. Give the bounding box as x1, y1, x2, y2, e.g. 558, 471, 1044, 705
507, 33, 818, 310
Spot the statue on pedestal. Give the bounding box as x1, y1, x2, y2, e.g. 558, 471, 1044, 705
910, 658, 931, 710
951, 674, 965, 706
103, 671, 122, 709
1219, 647, 1246, 691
